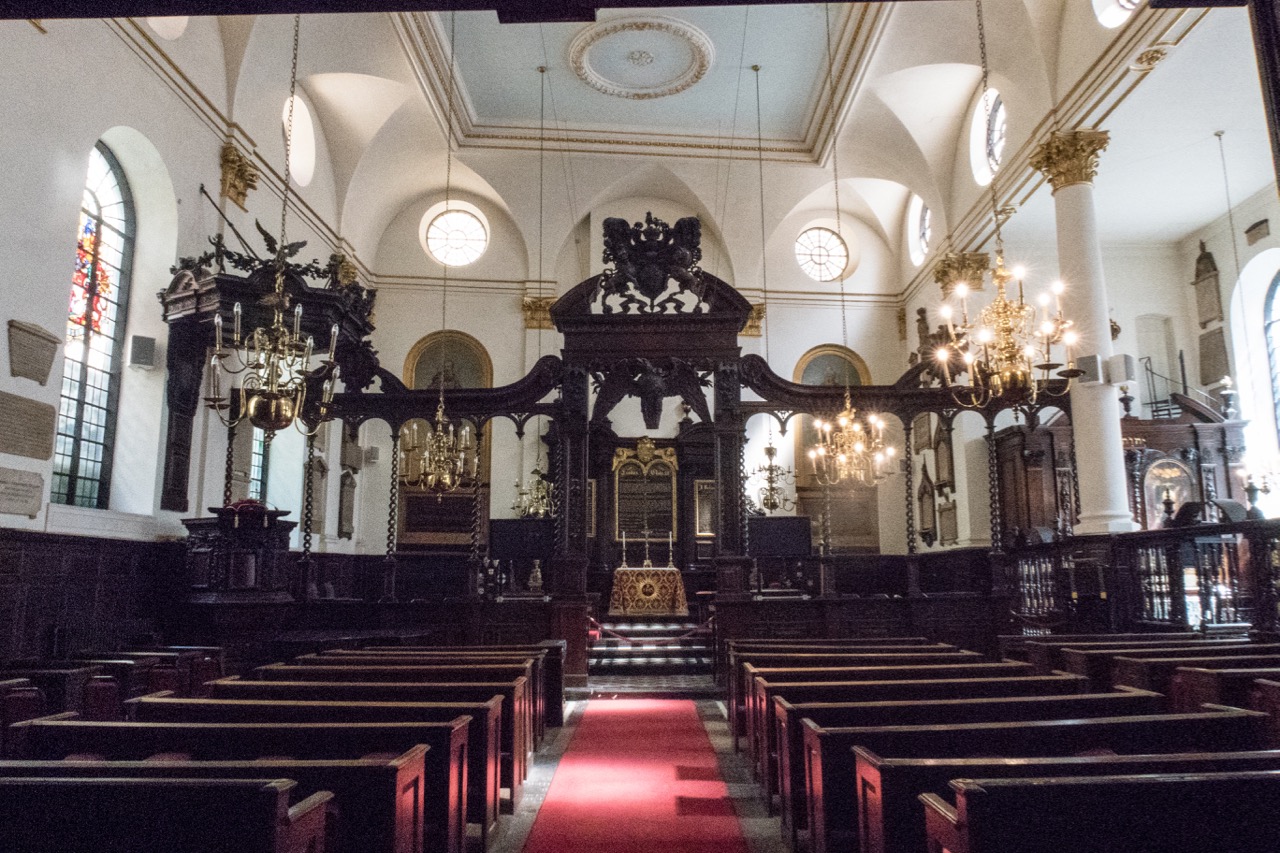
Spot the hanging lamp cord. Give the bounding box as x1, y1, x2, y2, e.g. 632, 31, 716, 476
824, 4, 848, 349
277, 15, 300, 291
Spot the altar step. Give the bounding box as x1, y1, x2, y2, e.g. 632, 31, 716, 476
588, 620, 713, 676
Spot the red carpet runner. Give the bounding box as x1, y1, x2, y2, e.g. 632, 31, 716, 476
521, 699, 750, 853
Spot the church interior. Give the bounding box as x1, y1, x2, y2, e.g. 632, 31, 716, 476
6, 0, 1280, 849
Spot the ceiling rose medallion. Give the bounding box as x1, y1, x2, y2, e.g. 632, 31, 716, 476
569, 15, 714, 100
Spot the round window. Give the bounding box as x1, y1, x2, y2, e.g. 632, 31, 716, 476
426, 209, 489, 267
907, 194, 931, 266
969, 87, 1006, 186
795, 227, 848, 282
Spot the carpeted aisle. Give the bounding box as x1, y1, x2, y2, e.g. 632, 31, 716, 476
520, 699, 750, 853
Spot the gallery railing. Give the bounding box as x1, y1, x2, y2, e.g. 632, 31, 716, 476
1007, 519, 1280, 634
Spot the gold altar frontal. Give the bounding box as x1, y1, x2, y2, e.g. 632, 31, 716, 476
607, 566, 689, 617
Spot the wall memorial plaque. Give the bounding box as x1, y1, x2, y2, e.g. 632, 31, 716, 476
1199, 327, 1230, 387
7, 320, 60, 385
0, 467, 43, 517
0, 391, 56, 460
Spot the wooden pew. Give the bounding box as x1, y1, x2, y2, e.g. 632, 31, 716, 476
350, 641, 566, 728
9, 714, 471, 853
1059, 643, 1280, 687
727, 647, 973, 743
921, 770, 1280, 853
742, 661, 1034, 770
1, 663, 103, 714
859, 748, 1280, 853
1020, 634, 1239, 672
0, 776, 332, 853
998, 631, 1211, 662
82, 650, 189, 695
1241, 678, 1280, 746
750, 668, 1073, 797
801, 707, 1267, 853
1170, 666, 1280, 712
1111, 653, 1280, 695
0, 679, 46, 756
773, 685, 1158, 842
253, 665, 530, 806
129, 691, 502, 839
313, 650, 551, 745
0, 748, 425, 853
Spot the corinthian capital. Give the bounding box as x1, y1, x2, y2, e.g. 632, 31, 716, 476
1030, 130, 1110, 192
934, 251, 990, 298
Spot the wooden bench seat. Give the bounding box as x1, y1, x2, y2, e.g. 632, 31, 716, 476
921, 770, 1280, 853
2, 664, 107, 716
858, 748, 1280, 853
773, 686, 1162, 843
728, 649, 975, 742
8, 714, 471, 853
0, 776, 332, 853
249, 667, 530, 804
1060, 643, 1280, 687
129, 691, 503, 839
313, 651, 550, 745
0, 679, 46, 755
741, 661, 1034, 767
1022, 636, 1244, 673
801, 707, 1267, 853
1111, 653, 1280, 695
1170, 666, 1280, 712
751, 672, 1086, 802
999, 631, 1213, 662
342, 641, 566, 730
0, 748, 425, 853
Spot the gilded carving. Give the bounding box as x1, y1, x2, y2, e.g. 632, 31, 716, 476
569, 15, 714, 101
933, 251, 989, 298
1130, 46, 1168, 74
522, 296, 555, 330
1030, 130, 1110, 192
742, 304, 765, 337
219, 141, 259, 211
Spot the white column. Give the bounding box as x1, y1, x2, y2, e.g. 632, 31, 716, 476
1032, 130, 1137, 534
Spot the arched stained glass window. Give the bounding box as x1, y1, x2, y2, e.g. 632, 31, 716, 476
52, 142, 134, 508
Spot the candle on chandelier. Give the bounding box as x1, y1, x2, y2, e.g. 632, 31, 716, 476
214, 314, 224, 354
294, 303, 303, 337
233, 302, 242, 343
328, 323, 339, 361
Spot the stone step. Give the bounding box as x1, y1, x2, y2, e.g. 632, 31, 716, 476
587, 655, 713, 675
590, 644, 712, 660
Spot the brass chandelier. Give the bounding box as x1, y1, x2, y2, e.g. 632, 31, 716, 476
512, 466, 556, 518
931, 0, 1080, 410
401, 381, 477, 500
808, 388, 896, 487
933, 257, 1080, 408
205, 16, 336, 436
750, 438, 796, 513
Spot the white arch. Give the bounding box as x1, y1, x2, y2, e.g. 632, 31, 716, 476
1228, 247, 1280, 473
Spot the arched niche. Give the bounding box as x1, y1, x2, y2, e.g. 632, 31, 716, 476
789, 344, 879, 553
398, 329, 494, 549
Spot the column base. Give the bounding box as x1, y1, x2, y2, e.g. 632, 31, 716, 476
1075, 512, 1140, 535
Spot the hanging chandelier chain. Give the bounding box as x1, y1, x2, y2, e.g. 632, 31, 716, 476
975, 0, 1004, 255
387, 432, 400, 560
278, 13, 301, 281
441, 11, 458, 332
824, 3, 848, 349
1216, 131, 1243, 282
753, 64, 771, 366
302, 432, 315, 559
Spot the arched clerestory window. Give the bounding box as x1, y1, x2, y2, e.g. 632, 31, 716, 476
51, 142, 135, 508
1264, 271, 1280, 447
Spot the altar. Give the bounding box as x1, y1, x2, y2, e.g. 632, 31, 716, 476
607, 567, 689, 617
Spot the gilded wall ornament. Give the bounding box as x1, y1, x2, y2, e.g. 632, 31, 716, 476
522, 296, 555, 330
219, 142, 259, 212
933, 251, 990, 298
742, 304, 765, 337
1130, 46, 1169, 74
1030, 130, 1110, 192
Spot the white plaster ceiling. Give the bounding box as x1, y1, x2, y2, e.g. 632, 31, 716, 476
1002, 7, 1275, 247
438, 4, 849, 148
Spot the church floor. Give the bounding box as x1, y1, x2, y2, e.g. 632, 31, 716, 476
489, 699, 786, 853
569, 673, 719, 700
